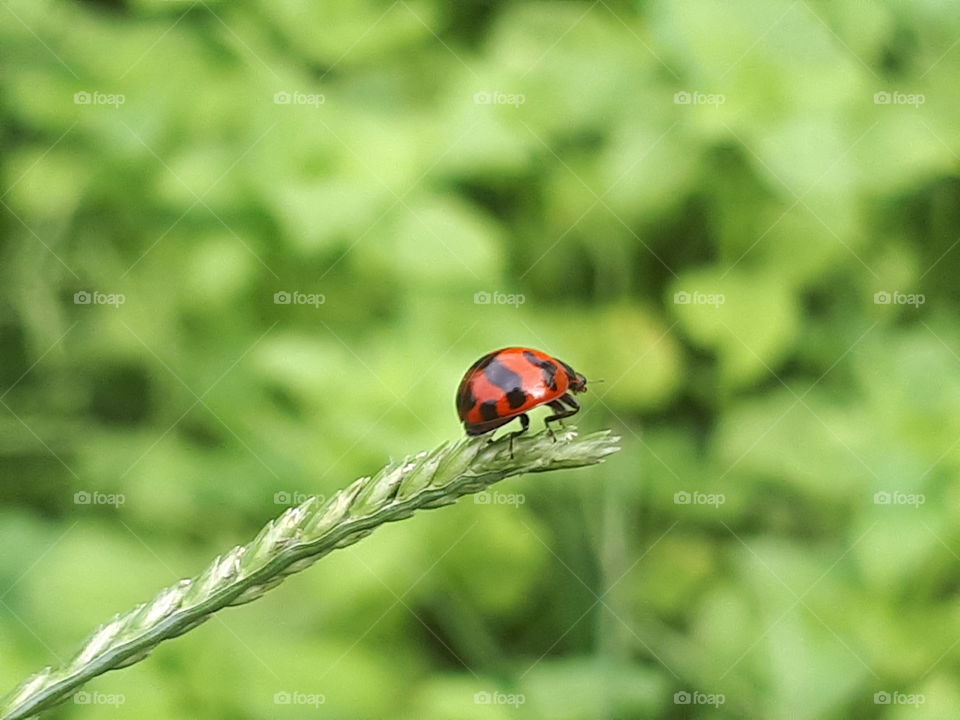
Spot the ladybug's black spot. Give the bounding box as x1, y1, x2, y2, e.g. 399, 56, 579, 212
506, 387, 527, 409
457, 382, 477, 416
469, 352, 497, 374
557, 359, 577, 380
484, 358, 523, 393
479, 400, 500, 421
523, 351, 558, 391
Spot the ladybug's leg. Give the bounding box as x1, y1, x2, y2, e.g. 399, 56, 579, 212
508, 413, 530, 458
544, 395, 580, 439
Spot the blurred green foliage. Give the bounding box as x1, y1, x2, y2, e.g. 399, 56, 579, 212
2, 0, 960, 718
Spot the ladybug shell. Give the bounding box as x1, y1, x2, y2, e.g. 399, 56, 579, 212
456, 347, 580, 435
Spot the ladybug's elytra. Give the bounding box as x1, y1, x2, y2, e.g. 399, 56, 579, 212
456, 347, 588, 437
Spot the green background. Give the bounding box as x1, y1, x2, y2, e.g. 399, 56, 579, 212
2, 1, 959, 718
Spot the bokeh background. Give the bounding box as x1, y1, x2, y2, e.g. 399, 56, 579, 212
2, 1, 960, 718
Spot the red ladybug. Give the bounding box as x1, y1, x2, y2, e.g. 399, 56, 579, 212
456, 347, 588, 437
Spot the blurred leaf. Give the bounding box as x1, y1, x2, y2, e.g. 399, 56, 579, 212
671, 268, 799, 388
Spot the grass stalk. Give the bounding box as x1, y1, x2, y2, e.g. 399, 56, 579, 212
0, 427, 619, 720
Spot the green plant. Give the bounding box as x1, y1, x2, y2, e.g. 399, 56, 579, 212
0, 427, 619, 720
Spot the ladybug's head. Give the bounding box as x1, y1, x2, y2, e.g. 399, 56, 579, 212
568, 370, 588, 394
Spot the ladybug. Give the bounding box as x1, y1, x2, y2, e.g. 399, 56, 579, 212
456, 347, 588, 438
